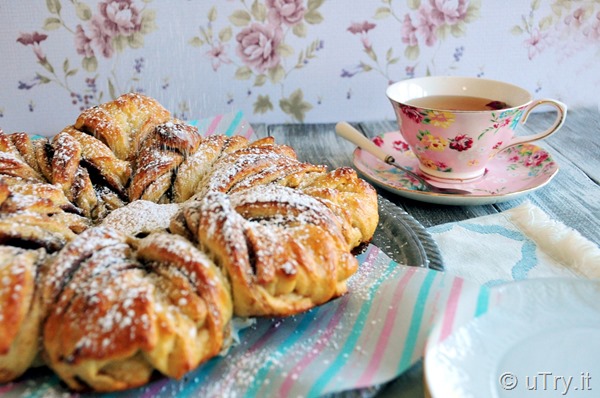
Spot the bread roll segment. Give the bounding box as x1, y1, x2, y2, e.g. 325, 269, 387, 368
178, 185, 359, 317
0, 246, 45, 384
42, 228, 232, 392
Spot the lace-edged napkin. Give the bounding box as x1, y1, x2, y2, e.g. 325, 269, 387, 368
429, 200, 600, 286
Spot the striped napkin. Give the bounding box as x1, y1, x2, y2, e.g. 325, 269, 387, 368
187, 110, 254, 139
2, 246, 481, 398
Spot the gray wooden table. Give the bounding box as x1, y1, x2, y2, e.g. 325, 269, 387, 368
250, 107, 600, 397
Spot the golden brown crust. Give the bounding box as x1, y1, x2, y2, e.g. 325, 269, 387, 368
42, 228, 232, 392
0, 130, 51, 183
32, 138, 53, 182
128, 121, 203, 203
0, 179, 8, 205
61, 126, 132, 196
51, 132, 81, 195
74, 93, 171, 161
0, 149, 45, 182
43, 232, 157, 391
128, 146, 183, 202
0, 177, 90, 244
0, 246, 45, 383
0, 176, 80, 214
173, 135, 250, 203
153, 121, 202, 155
300, 167, 379, 249
0, 129, 13, 152
8, 132, 45, 175
0, 212, 77, 252
193, 144, 299, 200
49, 133, 101, 218
136, 233, 232, 378
181, 185, 358, 317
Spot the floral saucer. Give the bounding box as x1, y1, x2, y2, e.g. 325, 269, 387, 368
352, 131, 559, 206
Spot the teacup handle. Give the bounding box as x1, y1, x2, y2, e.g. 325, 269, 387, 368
499, 99, 567, 151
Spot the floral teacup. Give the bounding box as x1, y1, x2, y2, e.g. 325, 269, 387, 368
386, 76, 567, 182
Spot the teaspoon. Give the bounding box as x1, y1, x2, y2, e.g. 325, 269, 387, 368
335, 122, 472, 195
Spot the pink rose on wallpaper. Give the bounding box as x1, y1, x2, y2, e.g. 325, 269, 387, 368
401, 14, 418, 46
75, 25, 95, 58
99, 0, 142, 36
418, 7, 438, 46
16, 31, 47, 46
236, 22, 283, 73
429, 0, 469, 26
266, 0, 305, 26
89, 15, 115, 58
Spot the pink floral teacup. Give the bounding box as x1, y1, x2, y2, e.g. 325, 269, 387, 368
386, 76, 567, 182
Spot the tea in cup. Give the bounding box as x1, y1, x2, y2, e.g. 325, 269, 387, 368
386, 76, 567, 182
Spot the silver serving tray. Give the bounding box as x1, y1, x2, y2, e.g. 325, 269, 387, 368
371, 195, 443, 271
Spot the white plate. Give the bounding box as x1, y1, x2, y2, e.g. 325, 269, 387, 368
424, 278, 600, 398
352, 131, 559, 206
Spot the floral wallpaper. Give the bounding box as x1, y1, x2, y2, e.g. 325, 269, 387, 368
1, 0, 599, 135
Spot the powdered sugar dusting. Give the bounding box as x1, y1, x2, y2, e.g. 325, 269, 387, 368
101, 200, 180, 237
43, 227, 126, 305
197, 191, 247, 259
0, 246, 37, 328
230, 184, 337, 229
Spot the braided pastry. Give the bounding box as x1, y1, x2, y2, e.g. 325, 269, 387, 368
128, 122, 201, 203
0, 93, 380, 392
6, 132, 48, 177
176, 185, 358, 317
60, 126, 131, 197
173, 134, 249, 202
42, 227, 232, 392
0, 131, 46, 183
0, 178, 90, 251
74, 92, 171, 161
299, 167, 379, 250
